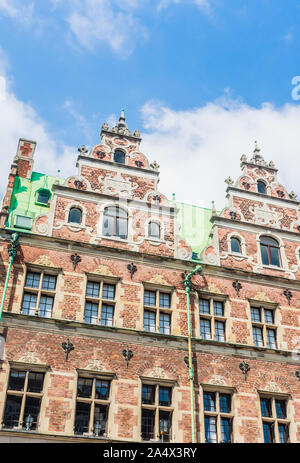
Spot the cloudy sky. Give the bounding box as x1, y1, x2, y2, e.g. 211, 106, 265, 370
1, 0, 300, 209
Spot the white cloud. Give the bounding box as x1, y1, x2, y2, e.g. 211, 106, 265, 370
140, 99, 300, 210
157, 0, 211, 12
0, 0, 34, 22
0, 67, 77, 198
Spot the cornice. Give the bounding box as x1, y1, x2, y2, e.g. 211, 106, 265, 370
76, 154, 159, 176
226, 186, 299, 206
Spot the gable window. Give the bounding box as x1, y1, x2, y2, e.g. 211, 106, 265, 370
102, 207, 128, 239
74, 375, 111, 437
113, 150, 125, 164
141, 382, 173, 442
260, 395, 290, 443
36, 189, 50, 205
257, 181, 266, 194
148, 222, 160, 239
68, 207, 82, 225
21, 270, 57, 318
2, 369, 45, 431
230, 237, 241, 254
260, 236, 280, 267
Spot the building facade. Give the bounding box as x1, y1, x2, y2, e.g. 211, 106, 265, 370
0, 114, 299, 443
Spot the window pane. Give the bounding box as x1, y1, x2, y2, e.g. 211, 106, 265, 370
261, 244, 270, 266
8, 371, 26, 391
270, 246, 280, 267
159, 387, 171, 406
263, 422, 274, 443
74, 402, 90, 435
38, 295, 54, 318
94, 404, 108, 436
103, 214, 114, 237
267, 329, 277, 349
102, 284, 115, 300
77, 378, 93, 398
275, 400, 287, 419
199, 299, 210, 314
21, 293, 37, 316
142, 385, 155, 405
144, 311, 156, 332
204, 392, 216, 412
200, 318, 211, 339
205, 416, 217, 443
114, 150, 125, 164
257, 181, 266, 194
42, 274, 57, 291
116, 216, 127, 239
260, 236, 279, 246
261, 398, 272, 417
215, 320, 225, 342
141, 409, 155, 440
84, 302, 98, 324
264, 309, 274, 324
3, 395, 22, 428
86, 281, 100, 298
278, 423, 289, 443
25, 272, 40, 288
231, 238, 241, 253
219, 394, 231, 413
213, 301, 224, 316
251, 308, 261, 322
101, 304, 114, 326
27, 372, 44, 393
23, 397, 41, 431
221, 418, 232, 443
37, 191, 50, 204
68, 207, 82, 224
159, 292, 170, 308
159, 312, 171, 335
253, 326, 264, 347
159, 411, 171, 442
144, 290, 156, 306
95, 380, 110, 400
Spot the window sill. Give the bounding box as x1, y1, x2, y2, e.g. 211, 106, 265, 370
35, 201, 50, 207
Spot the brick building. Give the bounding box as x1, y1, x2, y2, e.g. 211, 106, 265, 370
0, 113, 299, 443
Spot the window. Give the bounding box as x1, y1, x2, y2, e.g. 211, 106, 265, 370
230, 237, 241, 254
257, 181, 267, 194
260, 395, 289, 443
84, 280, 116, 326
141, 383, 173, 442
203, 390, 233, 443
148, 222, 160, 239
21, 270, 57, 318
199, 298, 226, 342
113, 150, 125, 164
2, 369, 44, 431
36, 189, 50, 205
68, 207, 82, 225
260, 236, 280, 267
251, 306, 277, 349
74, 376, 111, 437
102, 207, 127, 240
143, 289, 172, 334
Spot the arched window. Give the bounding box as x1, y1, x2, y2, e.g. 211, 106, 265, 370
257, 181, 266, 194
102, 206, 127, 239
230, 237, 241, 254
260, 236, 280, 267
37, 189, 50, 205
114, 150, 125, 164
148, 221, 160, 239
68, 207, 82, 224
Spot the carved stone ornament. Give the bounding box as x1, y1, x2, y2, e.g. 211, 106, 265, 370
289, 191, 297, 200
102, 122, 109, 131
32, 255, 55, 267
78, 145, 88, 155
74, 180, 84, 190
225, 176, 234, 186
150, 161, 160, 171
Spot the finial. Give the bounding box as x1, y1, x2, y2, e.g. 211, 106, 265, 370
211, 200, 217, 215
172, 193, 176, 201
120, 109, 125, 121
254, 140, 260, 153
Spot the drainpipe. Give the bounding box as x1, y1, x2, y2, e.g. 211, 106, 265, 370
0, 233, 19, 321
183, 264, 202, 443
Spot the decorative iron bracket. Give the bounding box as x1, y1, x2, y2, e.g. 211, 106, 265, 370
127, 263, 137, 279
122, 347, 133, 368
232, 280, 242, 297
239, 361, 250, 382
295, 370, 300, 381
61, 338, 74, 361
71, 253, 81, 271
283, 289, 292, 305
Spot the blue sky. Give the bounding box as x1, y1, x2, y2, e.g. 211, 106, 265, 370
1, 0, 300, 208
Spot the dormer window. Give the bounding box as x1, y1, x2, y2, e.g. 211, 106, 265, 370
36, 189, 51, 205
260, 236, 280, 267
230, 237, 241, 254
68, 207, 82, 225
148, 222, 160, 239
257, 181, 266, 194
113, 150, 125, 164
